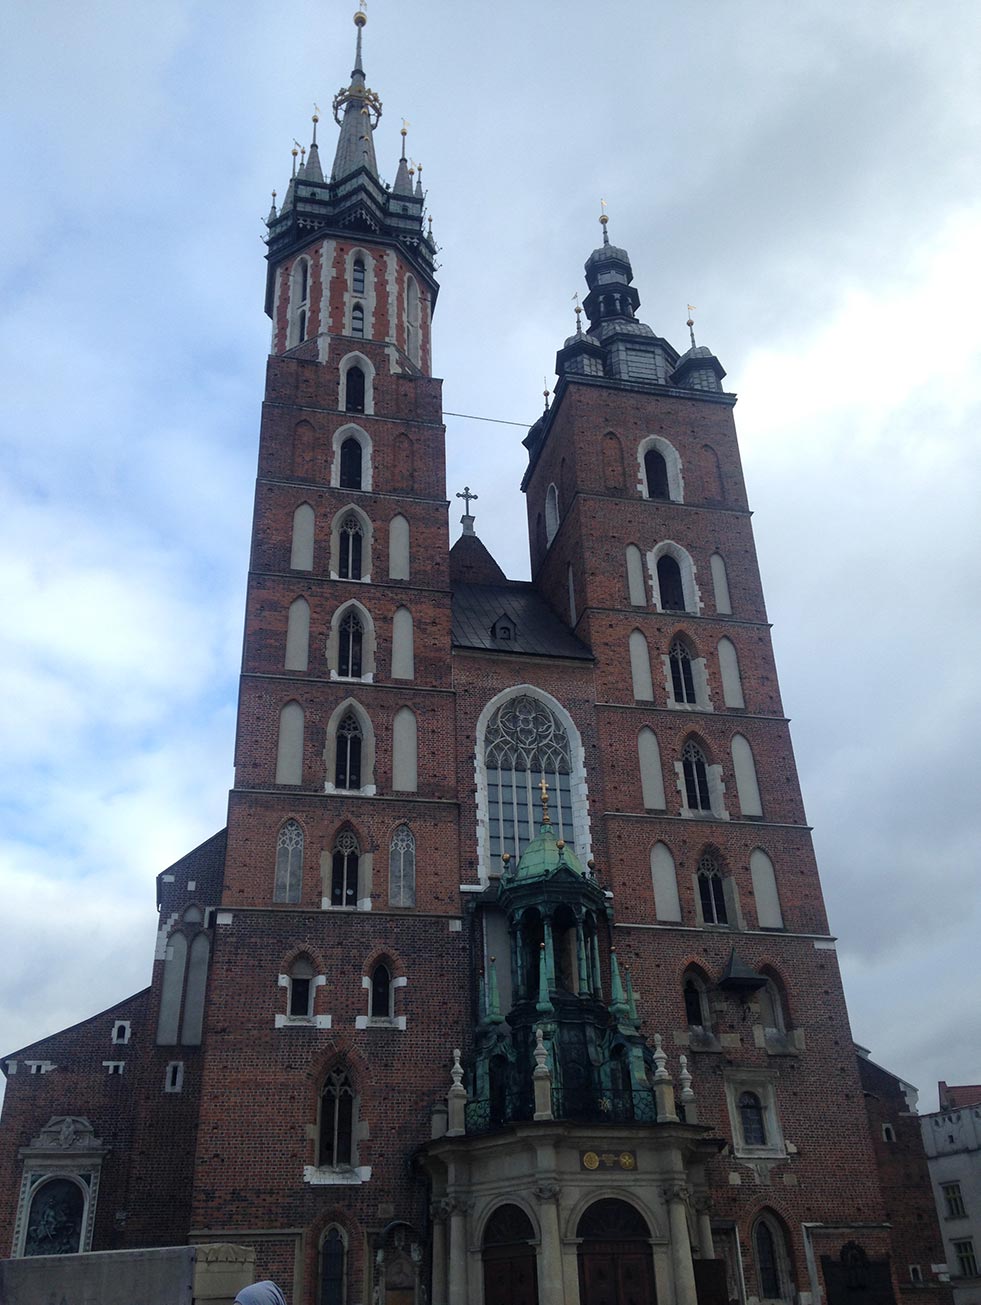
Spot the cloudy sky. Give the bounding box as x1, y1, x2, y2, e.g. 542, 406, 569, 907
2, 0, 979, 1113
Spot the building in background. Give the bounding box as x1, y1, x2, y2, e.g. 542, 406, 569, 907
0, 13, 940, 1305
921, 1083, 981, 1305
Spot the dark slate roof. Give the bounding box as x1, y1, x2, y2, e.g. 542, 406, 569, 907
449, 532, 507, 585
452, 582, 592, 660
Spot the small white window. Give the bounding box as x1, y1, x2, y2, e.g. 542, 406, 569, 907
882, 1123, 896, 1142
909, 1266, 923, 1285
164, 1061, 184, 1093
112, 1021, 131, 1045
104, 1061, 125, 1076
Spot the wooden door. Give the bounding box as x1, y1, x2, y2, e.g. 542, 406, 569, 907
578, 1241, 655, 1305
483, 1248, 538, 1305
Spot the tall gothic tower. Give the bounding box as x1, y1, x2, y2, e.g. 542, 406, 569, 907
0, 14, 924, 1305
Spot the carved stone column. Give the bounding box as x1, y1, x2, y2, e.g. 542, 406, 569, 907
535, 1183, 564, 1305
662, 1185, 698, 1305
430, 1200, 449, 1305
692, 1195, 714, 1258
447, 1197, 472, 1305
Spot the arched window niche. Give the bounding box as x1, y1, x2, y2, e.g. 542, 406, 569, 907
329, 504, 373, 582
322, 826, 368, 910
288, 256, 311, 348
319, 1225, 347, 1305
474, 687, 591, 882
481, 1203, 539, 1305
751, 1211, 796, 1302
331, 423, 372, 492
682, 966, 713, 1034
625, 543, 647, 606
389, 824, 416, 906
544, 483, 560, 545
650, 841, 681, 922
337, 352, 375, 416
327, 601, 376, 682
629, 629, 654, 701
388, 513, 410, 581
22, 1176, 88, 1257
324, 700, 376, 797
405, 273, 421, 366
676, 737, 727, 820
290, 503, 315, 572
637, 434, 684, 501
275, 700, 305, 786
285, 596, 310, 672
649, 541, 700, 614
274, 818, 304, 904
664, 634, 711, 710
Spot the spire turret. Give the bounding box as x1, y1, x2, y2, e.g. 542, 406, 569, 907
330, 9, 382, 182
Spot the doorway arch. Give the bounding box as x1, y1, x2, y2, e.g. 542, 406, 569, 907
482, 1203, 539, 1305
577, 1198, 655, 1305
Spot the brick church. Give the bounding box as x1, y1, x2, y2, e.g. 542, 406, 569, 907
0, 12, 932, 1305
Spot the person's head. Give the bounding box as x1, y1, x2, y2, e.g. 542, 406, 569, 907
234, 1283, 287, 1305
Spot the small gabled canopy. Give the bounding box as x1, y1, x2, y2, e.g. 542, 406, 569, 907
717, 949, 767, 993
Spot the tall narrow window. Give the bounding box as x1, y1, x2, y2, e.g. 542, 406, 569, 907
651, 842, 681, 921
290, 503, 315, 572
670, 639, 697, 704
944, 1184, 967, 1219
626, 544, 647, 606
319, 1069, 354, 1166
370, 963, 392, 1018
485, 694, 573, 860
697, 852, 728, 924
629, 629, 654, 701
389, 825, 416, 906
339, 514, 364, 580
290, 257, 310, 348
406, 275, 420, 365
352, 257, 366, 295
340, 437, 363, 489
657, 555, 686, 611
288, 954, 314, 1017
285, 597, 310, 672
351, 303, 365, 339
334, 714, 363, 790
711, 552, 732, 614
331, 831, 359, 907
338, 610, 364, 678
274, 819, 304, 903
638, 728, 666, 810
344, 366, 366, 414
740, 1091, 767, 1146
644, 448, 670, 499
755, 1221, 781, 1298
684, 976, 709, 1028
275, 701, 304, 785
545, 484, 560, 545
321, 1228, 346, 1305
682, 741, 711, 811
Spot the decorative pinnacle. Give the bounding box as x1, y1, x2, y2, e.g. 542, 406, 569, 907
538, 776, 551, 825
312, 107, 320, 144
400, 118, 409, 160
686, 304, 697, 349
543, 378, 550, 412
573, 292, 583, 335
599, 197, 610, 246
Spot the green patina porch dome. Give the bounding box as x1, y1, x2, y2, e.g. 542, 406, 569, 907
507, 814, 588, 882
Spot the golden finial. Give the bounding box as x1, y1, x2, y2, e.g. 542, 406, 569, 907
538, 777, 551, 824
354, 0, 367, 27
572, 291, 583, 334
686, 304, 697, 349
599, 197, 610, 245
502, 851, 511, 866
543, 378, 550, 412
401, 118, 410, 136
291, 144, 299, 176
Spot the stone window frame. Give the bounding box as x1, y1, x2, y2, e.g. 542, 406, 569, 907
356, 957, 408, 1030
751, 1210, 796, 1303
331, 421, 373, 493
942, 1182, 968, 1220
953, 1240, 979, 1278
636, 433, 685, 503
329, 503, 373, 583
320, 821, 374, 912
276, 953, 331, 1030
327, 599, 376, 683
675, 736, 728, 822
663, 632, 712, 712
648, 540, 702, 616
111, 1020, 131, 1045
287, 255, 311, 348
344, 246, 376, 340
723, 1070, 786, 1161
103, 1061, 125, 1075
303, 1067, 372, 1187
12, 1118, 107, 1259
323, 699, 376, 798
164, 1061, 184, 1093
273, 817, 305, 904
337, 350, 376, 417
473, 685, 592, 883
388, 823, 416, 907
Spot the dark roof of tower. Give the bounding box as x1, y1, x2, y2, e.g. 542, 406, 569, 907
449, 532, 507, 585
330, 14, 379, 181
451, 582, 592, 660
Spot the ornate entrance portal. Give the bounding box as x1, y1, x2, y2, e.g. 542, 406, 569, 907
577, 1199, 656, 1305
482, 1204, 539, 1305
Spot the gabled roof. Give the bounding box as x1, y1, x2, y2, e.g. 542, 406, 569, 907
451, 582, 592, 660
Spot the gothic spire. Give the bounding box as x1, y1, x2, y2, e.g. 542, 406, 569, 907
330, 8, 381, 182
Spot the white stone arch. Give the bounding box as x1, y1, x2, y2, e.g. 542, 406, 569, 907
275, 700, 304, 785
545, 483, 560, 545
324, 697, 376, 796
344, 246, 376, 338
710, 552, 732, 614
638, 727, 666, 810
625, 543, 647, 606
290, 502, 315, 571
16, 1171, 96, 1258
330, 422, 373, 491
327, 599, 376, 681
731, 733, 763, 818
285, 596, 310, 671
718, 637, 745, 708
750, 848, 784, 928
288, 254, 311, 348
563, 1188, 664, 1241
648, 540, 701, 615
474, 684, 592, 883
629, 629, 654, 701
473, 1193, 542, 1247
637, 434, 684, 502
405, 272, 421, 366
392, 706, 418, 793
329, 503, 373, 582
337, 350, 376, 416
651, 841, 681, 922
388, 513, 410, 580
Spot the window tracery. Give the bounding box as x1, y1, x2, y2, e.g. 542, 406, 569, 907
485, 694, 573, 859
331, 831, 359, 907
274, 819, 303, 903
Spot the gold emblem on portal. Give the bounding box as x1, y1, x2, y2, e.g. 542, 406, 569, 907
580, 1150, 637, 1171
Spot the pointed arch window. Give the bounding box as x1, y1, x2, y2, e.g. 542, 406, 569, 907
684, 976, 709, 1028
331, 830, 359, 907
683, 741, 712, 812
389, 824, 416, 906
339, 514, 364, 580
352, 257, 366, 295
320, 1227, 347, 1305
335, 714, 363, 790
644, 448, 670, 499
697, 852, 728, 925
344, 366, 365, 414
274, 819, 304, 903
351, 303, 365, 339
319, 1069, 354, 1166
340, 437, 363, 490
484, 694, 573, 861
657, 555, 686, 611
288, 954, 314, 1017
755, 1221, 781, 1298
338, 609, 364, 678
670, 639, 697, 704
545, 484, 560, 545
371, 962, 392, 1018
